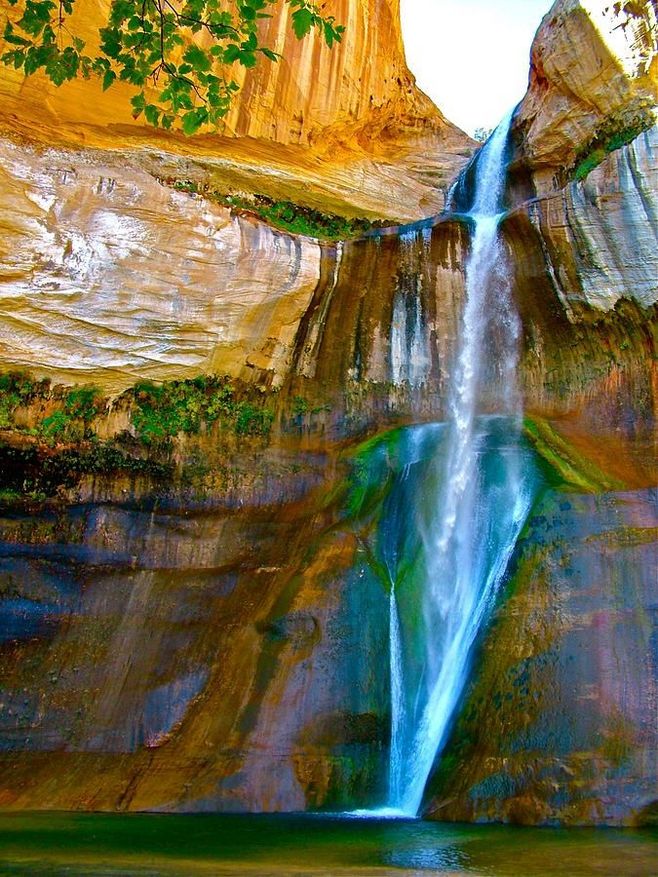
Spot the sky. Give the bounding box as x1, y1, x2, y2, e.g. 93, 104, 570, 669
400, 0, 554, 136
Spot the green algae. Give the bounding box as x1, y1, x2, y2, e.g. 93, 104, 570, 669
523, 417, 625, 493
341, 427, 406, 521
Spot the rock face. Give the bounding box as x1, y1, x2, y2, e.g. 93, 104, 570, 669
0, 139, 321, 393
425, 486, 658, 826
523, 126, 658, 311
513, 0, 658, 193
0, 450, 391, 813
0, 0, 473, 219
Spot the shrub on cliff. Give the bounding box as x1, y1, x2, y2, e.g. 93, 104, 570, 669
130, 376, 274, 443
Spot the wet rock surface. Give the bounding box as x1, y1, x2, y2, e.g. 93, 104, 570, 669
425, 487, 658, 826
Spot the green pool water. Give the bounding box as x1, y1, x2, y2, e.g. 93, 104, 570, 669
0, 813, 655, 876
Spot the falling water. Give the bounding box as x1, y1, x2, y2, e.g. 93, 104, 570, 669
388, 584, 405, 806
390, 230, 431, 389
384, 108, 535, 816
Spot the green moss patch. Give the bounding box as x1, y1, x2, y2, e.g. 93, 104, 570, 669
0, 371, 278, 504
0, 371, 50, 429
524, 417, 625, 493
129, 376, 273, 445
0, 371, 275, 449
164, 179, 394, 241
569, 102, 655, 182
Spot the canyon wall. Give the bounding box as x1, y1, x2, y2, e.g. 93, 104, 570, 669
512, 0, 658, 193
1, 124, 655, 426
0, 123, 655, 821
0, 0, 472, 219
0, 0, 656, 825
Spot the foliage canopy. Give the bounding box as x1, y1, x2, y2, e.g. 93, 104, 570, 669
1, 0, 344, 134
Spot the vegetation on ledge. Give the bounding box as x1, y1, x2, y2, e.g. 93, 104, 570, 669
130, 376, 274, 444
569, 101, 655, 182
164, 179, 394, 240
0, 370, 281, 504
0, 371, 275, 447
0, 441, 173, 506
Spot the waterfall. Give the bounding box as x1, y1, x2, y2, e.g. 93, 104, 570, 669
383, 108, 535, 817
391, 230, 431, 389
388, 585, 405, 805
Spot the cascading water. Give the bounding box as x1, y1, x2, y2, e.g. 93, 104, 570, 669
381, 108, 535, 817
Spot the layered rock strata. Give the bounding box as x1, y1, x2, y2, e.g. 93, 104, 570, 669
1, 125, 655, 425
0, 0, 473, 219
0, 449, 390, 812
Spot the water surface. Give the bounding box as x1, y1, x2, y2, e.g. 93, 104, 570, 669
0, 813, 655, 876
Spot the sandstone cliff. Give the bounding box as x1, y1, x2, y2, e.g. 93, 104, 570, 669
513, 0, 658, 193
0, 139, 321, 393
0, 0, 472, 219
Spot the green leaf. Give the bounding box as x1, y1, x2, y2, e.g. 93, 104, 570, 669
261, 46, 278, 62
291, 7, 312, 39
181, 108, 205, 135
102, 69, 116, 90
183, 43, 211, 72
99, 27, 122, 58
223, 43, 240, 63
144, 104, 160, 126
130, 90, 146, 117
242, 31, 257, 50
17, 0, 56, 38
1, 49, 26, 69
108, 0, 133, 26
24, 43, 50, 74
3, 22, 30, 46
239, 50, 256, 68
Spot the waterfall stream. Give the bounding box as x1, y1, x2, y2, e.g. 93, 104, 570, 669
380, 109, 535, 817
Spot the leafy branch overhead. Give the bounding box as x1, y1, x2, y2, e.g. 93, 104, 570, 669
1, 0, 344, 134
